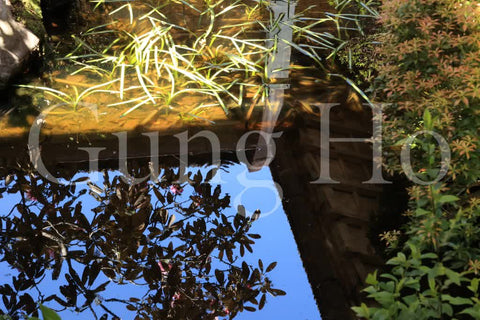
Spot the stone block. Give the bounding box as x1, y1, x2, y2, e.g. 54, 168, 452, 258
323, 187, 359, 216
334, 222, 374, 256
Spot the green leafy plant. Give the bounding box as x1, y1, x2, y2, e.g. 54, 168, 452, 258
354, 0, 480, 319
354, 187, 480, 319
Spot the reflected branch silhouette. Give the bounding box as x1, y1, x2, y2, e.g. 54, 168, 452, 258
0, 162, 284, 319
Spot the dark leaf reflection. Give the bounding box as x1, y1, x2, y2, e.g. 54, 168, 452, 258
0, 163, 283, 319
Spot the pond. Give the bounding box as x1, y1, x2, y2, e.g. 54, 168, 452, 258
0, 162, 320, 319
1, 0, 379, 319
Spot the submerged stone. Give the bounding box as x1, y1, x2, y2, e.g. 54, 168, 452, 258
0, 0, 40, 88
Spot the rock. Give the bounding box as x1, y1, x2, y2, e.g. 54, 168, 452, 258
9, 0, 45, 38
0, 0, 40, 88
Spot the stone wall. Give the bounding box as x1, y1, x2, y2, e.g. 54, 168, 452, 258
0, 108, 384, 319
270, 106, 383, 319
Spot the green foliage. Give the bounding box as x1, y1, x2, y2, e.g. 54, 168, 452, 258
336, 34, 382, 90
9, 0, 45, 38
292, 0, 380, 64
356, 193, 480, 319
354, 0, 480, 319
379, 0, 480, 186
28, 0, 276, 117
326, 0, 382, 92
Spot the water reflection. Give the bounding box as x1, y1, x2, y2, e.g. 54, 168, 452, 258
0, 0, 364, 318
0, 163, 285, 319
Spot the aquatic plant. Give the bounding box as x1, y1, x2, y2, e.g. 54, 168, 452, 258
24, 0, 380, 119
18, 80, 118, 112
64, 0, 273, 117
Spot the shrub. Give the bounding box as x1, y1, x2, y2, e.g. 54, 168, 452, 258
354, 0, 480, 319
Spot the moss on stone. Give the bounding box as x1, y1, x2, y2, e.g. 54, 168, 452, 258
10, 0, 45, 38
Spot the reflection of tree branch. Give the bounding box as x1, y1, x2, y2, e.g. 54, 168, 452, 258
51, 221, 86, 231
104, 297, 130, 304
0, 166, 277, 318
43, 220, 66, 241
33, 273, 47, 289
212, 255, 241, 271
41, 231, 67, 258
98, 301, 120, 319
3, 204, 17, 218
87, 304, 98, 320
177, 287, 200, 305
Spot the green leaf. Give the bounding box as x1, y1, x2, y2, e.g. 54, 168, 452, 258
363, 286, 377, 295
352, 303, 370, 318
415, 208, 431, 216
423, 109, 432, 130
370, 291, 394, 306
381, 281, 395, 293
460, 307, 480, 318
404, 278, 420, 291
441, 295, 473, 306
468, 278, 479, 293
420, 253, 438, 260
428, 273, 437, 293
445, 268, 461, 286
39, 305, 61, 320
371, 308, 390, 320
380, 273, 397, 282
402, 294, 418, 305
387, 252, 406, 266
366, 270, 378, 286
438, 195, 459, 204
442, 303, 453, 316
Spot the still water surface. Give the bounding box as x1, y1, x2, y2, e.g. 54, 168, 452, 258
0, 163, 320, 319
